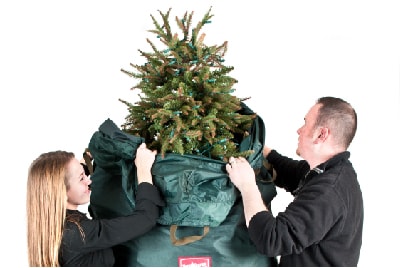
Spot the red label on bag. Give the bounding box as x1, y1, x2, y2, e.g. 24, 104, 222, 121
178, 256, 212, 267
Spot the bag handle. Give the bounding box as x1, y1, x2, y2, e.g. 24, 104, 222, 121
83, 148, 94, 175
169, 225, 210, 246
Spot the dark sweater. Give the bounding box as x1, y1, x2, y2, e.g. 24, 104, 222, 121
248, 150, 363, 266
59, 182, 165, 267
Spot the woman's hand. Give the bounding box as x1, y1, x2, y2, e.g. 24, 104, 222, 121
134, 143, 157, 184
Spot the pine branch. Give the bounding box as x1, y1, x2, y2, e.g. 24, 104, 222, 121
119, 7, 256, 161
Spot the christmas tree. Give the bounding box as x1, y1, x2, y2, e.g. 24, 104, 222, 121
119, 7, 256, 161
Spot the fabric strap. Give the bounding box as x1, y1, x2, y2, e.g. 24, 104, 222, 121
170, 225, 210, 246
83, 148, 94, 175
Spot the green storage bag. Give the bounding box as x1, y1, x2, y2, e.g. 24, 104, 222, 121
87, 105, 277, 266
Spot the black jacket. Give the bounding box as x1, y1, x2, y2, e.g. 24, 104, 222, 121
248, 150, 363, 266
59, 182, 165, 266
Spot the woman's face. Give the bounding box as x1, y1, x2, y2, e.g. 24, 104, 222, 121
66, 158, 92, 210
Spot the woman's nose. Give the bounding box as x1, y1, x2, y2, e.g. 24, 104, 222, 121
85, 176, 92, 185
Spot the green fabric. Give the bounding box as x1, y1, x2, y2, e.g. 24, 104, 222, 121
114, 193, 277, 267
152, 153, 236, 227
87, 104, 278, 266
87, 118, 145, 218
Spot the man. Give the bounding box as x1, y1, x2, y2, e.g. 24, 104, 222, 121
226, 96, 363, 266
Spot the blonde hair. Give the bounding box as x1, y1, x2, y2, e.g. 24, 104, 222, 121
26, 151, 74, 267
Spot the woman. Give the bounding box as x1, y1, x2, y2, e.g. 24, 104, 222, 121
26, 143, 164, 266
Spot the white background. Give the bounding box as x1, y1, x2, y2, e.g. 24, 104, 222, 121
1, 0, 400, 266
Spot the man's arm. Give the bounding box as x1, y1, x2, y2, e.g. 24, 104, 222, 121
226, 157, 268, 226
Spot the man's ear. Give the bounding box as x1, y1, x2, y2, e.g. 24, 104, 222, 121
316, 127, 329, 143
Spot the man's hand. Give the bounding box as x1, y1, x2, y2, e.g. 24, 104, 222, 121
226, 156, 268, 227
263, 146, 272, 158
226, 157, 256, 192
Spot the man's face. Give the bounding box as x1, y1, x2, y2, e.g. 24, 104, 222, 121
296, 103, 321, 159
